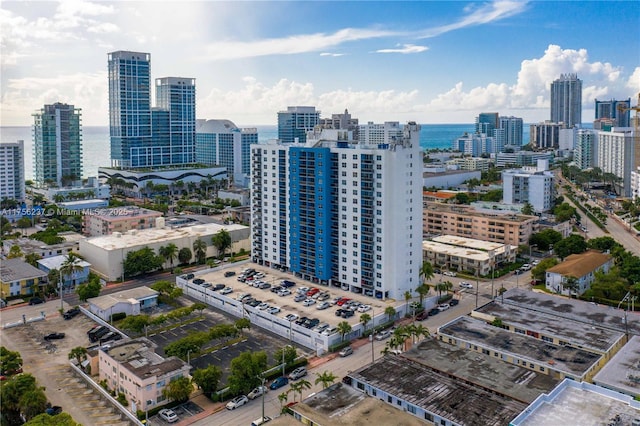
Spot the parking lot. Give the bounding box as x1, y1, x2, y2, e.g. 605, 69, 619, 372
149, 401, 203, 425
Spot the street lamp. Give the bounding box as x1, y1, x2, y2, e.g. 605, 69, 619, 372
489, 250, 495, 300
529, 244, 537, 259
281, 344, 293, 377
187, 349, 192, 367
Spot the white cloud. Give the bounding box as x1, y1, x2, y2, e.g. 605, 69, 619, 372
375, 44, 428, 54
87, 22, 119, 34
320, 52, 345, 57
627, 67, 640, 92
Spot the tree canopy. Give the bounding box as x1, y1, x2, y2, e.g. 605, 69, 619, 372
211, 229, 232, 259
529, 228, 563, 251
123, 246, 163, 278
553, 234, 587, 259
227, 351, 268, 395
191, 365, 222, 398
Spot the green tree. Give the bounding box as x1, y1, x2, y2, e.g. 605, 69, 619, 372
123, 246, 163, 278
415, 283, 431, 304
159, 243, 179, 269
7, 244, 23, 259
19, 388, 48, 421
553, 234, 587, 259
68, 347, 88, 365
314, 371, 337, 390
562, 276, 580, 295
529, 228, 563, 251
24, 252, 42, 267
531, 257, 560, 283
384, 306, 396, 323
359, 313, 372, 334
162, 376, 192, 403
583, 268, 627, 302
553, 202, 577, 222
17, 217, 32, 233
150, 280, 183, 299
521, 202, 534, 215
435, 281, 453, 297
277, 392, 289, 412
290, 379, 311, 402
178, 247, 192, 265
191, 365, 222, 398
76, 279, 101, 301
60, 253, 84, 288
228, 351, 268, 395
274, 345, 297, 366
455, 192, 470, 204
24, 412, 81, 426
337, 321, 352, 342
0, 347, 23, 375
587, 236, 620, 252
193, 239, 207, 264
235, 317, 251, 336
211, 229, 232, 260
118, 315, 150, 333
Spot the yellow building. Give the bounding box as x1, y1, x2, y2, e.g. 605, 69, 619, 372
0, 258, 47, 298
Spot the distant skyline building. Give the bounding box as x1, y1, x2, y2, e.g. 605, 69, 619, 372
574, 129, 597, 170
530, 121, 563, 149
277, 106, 320, 144
595, 98, 631, 128
0, 140, 25, 202
32, 102, 82, 188
195, 119, 258, 186
358, 121, 404, 145
499, 116, 524, 146
107, 51, 196, 169
475, 112, 499, 136
250, 122, 422, 300
453, 133, 497, 156
550, 73, 582, 128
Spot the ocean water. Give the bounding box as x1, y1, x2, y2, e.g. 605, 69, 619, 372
1, 123, 525, 180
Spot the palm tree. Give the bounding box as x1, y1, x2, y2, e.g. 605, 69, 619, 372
159, 243, 178, 269
392, 326, 411, 351
435, 281, 453, 298
337, 321, 352, 342
384, 306, 396, 323
314, 371, 337, 390
290, 379, 311, 402
359, 313, 372, 335
68, 346, 88, 365
419, 260, 434, 285
24, 253, 42, 267
277, 391, 289, 411
60, 253, 84, 289
193, 239, 207, 264
410, 324, 430, 343
415, 283, 431, 305
211, 229, 232, 260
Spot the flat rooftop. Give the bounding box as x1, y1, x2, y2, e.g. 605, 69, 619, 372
103, 338, 186, 379
422, 240, 491, 262
88, 286, 158, 310
87, 206, 162, 220
512, 380, 640, 426
438, 316, 602, 378
403, 338, 559, 403
499, 288, 640, 336
84, 222, 247, 250
349, 354, 527, 426
424, 202, 534, 223
0, 258, 47, 282
473, 299, 624, 353
290, 382, 425, 426
432, 235, 508, 252
593, 335, 640, 397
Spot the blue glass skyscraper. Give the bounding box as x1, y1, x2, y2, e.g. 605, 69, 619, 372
277, 106, 320, 144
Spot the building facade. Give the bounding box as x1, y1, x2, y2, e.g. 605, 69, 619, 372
475, 112, 499, 136
33, 103, 82, 187
574, 129, 597, 170
550, 73, 582, 128
495, 151, 554, 168
195, 119, 258, 186
499, 116, 524, 147
82, 206, 163, 237
446, 157, 492, 172
251, 122, 422, 300
595, 98, 631, 128
545, 250, 613, 296
596, 127, 636, 197
502, 161, 555, 212
154, 77, 196, 165
0, 140, 25, 202
0, 258, 47, 298
530, 121, 564, 149
37, 255, 91, 290
277, 106, 320, 144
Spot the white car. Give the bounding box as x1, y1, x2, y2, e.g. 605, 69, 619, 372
255, 272, 265, 279
531, 260, 540, 266
357, 304, 371, 313
297, 286, 310, 294
443, 271, 457, 277
257, 303, 270, 311
267, 306, 281, 315
316, 301, 331, 310
303, 299, 316, 307
375, 330, 391, 340
220, 287, 233, 295
437, 303, 450, 312
459, 282, 473, 289
226, 395, 249, 410
277, 289, 291, 297
285, 313, 299, 322
313, 322, 329, 333
158, 409, 179, 423
247, 386, 268, 400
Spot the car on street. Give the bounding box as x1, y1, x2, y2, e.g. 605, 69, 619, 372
316, 301, 330, 310
443, 271, 457, 277
44, 332, 65, 340
285, 313, 299, 322
339, 346, 354, 357
226, 395, 249, 410
294, 294, 307, 302
531, 260, 540, 266
288, 367, 307, 380
63, 307, 81, 320
449, 299, 459, 306
428, 308, 440, 316
220, 287, 233, 295
277, 289, 291, 297
250, 416, 272, 426
29, 297, 45, 305
437, 303, 450, 311
416, 310, 428, 321
159, 409, 179, 423
521, 264, 532, 271
269, 377, 289, 390
267, 306, 281, 315
357, 304, 371, 313
247, 386, 268, 400
459, 282, 473, 289
375, 330, 391, 340
303, 299, 316, 307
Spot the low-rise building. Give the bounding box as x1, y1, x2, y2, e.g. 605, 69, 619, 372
82, 206, 163, 237
0, 258, 47, 298
446, 156, 492, 172
36, 255, 91, 289
510, 379, 640, 426
545, 250, 613, 296
98, 338, 190, 413
422, 201, 537, 246
56, 199, 109, 211
502, 160, 555, 213
593, 335, 640, 398
422, 168, 481, 190
218, 188, 249, 206
1, 236, 80, 259
79, 222, 249, 281
495, 151, 554, 168
87, 286, 158, 321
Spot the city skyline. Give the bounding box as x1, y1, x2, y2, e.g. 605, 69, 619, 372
1, 1, 639, 127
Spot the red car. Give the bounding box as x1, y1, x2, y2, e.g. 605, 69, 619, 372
336, 298, 351, 306
306, 288, 319, 297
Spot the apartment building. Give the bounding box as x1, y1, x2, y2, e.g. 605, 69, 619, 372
502, 160, 555, 213
0, 258, 47, 298
82, 206, 163, 237
0, 140, 25, 202
422, 201, 537, 246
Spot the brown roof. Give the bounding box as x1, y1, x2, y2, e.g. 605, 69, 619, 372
546, 250, 612, 278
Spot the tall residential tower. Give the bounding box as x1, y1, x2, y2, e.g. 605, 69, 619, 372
550, 73, 582, 128
0, 140, 25, 202
277, 106, 320, 144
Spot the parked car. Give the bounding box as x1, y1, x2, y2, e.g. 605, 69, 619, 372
269, 377, 289, 390
313, 322, 329, 333
255, 272, 265, 279
193, 278, 205, 285
201, 283, 213, 289
99, 332, 122, 343
297, 286, 310, 294
357, 304, 371, 313
247, 299, 261, 307
45, 405, 62, 416
250, 416, 272, 426
220, 287, 233, 295
437, 303, 450, 312
521, 264, 532, 271
459, 282, 473, 289
224, 271, 236, 277
44, 332, 65, 340
294, 294, 307, 302
63, 307, 81, 320
443, 271, 457, 277
226, 395, 249, 410
316, 301, 330, 310
335, 309, 345, 317
271, 286, 283, 293
336, 298, 351, 306
317, 292, 330, 301
322, 327, 338, 336
213, 283, 225, 291
288, 367, 307, 380
416, 310, 428, 321
281, 280, 296, 288
257, 303, 270, 311
449, 299, 459, 306
341, 310, 354, 318
339, 346, 354, 357
306, 288, 320, 297
428, 308, 440, 316
247, 386, 268, 400
285, 313, 299, 322
182, 273, 195, 280
29, 297, 45, 305
295, 316, 309, 326
303, 299, 316, 307
306, 318, 320, 329
267, 306, 281, 315
277, 289, 291, 297
158, 409, 179, 423
259, 282, 272, 290
375, 330, 391, 340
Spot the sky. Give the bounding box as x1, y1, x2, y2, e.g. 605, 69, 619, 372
1, 0, 639, 127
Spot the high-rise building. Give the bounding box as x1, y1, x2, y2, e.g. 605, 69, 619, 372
574, 129, 597, 170
108, 51, 196, 168
499, 116, 524, 146
550, 73, 582, 128
251, 122, 422, 300
0, 140, 25, 202
502, 160, 555, 212
453, 133, 497, 156
595, 98, 631, 128
596, 128, 636, 197
530, 121, 564, 149
195, 119, 258, 186
475, 113, 499, 136
277, 106, 320, 144
33, 103, 82, 187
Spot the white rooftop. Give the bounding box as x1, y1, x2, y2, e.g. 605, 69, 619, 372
83, 222, 247, 250
422, 240, 491, 261
37, 255, 91, 270
432, 235, 508, 253
88, 286, 159, 310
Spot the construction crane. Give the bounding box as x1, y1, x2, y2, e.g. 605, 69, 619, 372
616, 93, 640, 125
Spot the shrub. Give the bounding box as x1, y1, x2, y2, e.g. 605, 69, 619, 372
110, 312, 127, 322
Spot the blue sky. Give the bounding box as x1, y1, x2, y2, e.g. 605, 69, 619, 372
1, 1, 638, 126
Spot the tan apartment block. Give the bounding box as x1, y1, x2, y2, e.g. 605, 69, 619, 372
82, 206, 163, 236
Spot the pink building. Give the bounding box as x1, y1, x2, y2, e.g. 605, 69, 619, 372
98, 338, 190, 412
83, 206, 162, 236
